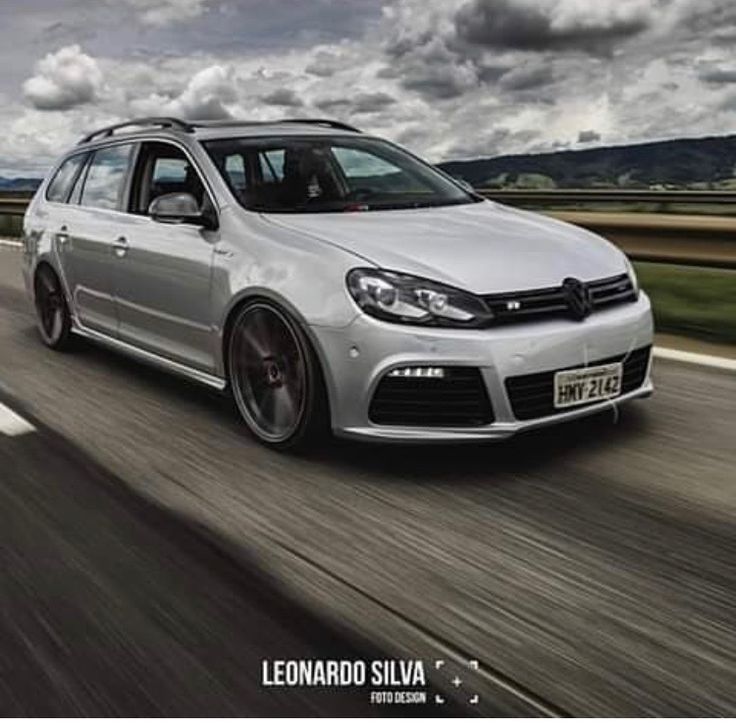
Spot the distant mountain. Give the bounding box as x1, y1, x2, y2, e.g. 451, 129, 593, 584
0, 177, 41, 192
437, 134, 736, 190
3, 134, 736, 194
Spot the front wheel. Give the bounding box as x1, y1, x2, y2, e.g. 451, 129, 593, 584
227, 301, 328, 450
34, 265, 73, 350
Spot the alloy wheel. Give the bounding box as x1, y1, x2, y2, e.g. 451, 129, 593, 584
229, 303, 308, 444
35, 266, 67, 345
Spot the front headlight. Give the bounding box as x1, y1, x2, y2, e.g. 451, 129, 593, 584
624, 257, 640, 298
346, 268, 492, 327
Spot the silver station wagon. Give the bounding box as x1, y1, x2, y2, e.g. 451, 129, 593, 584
23, 117, 653, 449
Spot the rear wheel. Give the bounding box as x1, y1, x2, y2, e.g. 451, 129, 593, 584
34, 265, 73, 350
228, 301, 327, 450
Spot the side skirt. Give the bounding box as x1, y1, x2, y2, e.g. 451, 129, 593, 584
71, 324, 227, 391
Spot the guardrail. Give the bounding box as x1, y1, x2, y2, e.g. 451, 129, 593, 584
544, 211, 735, 268
477, 189, 736, 268
1, 191, 735, 267
0, 194, 32, 217
477, 189, 736, 206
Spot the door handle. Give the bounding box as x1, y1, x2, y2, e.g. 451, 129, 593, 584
56, 225, 70, 248
112, 236, 129, 258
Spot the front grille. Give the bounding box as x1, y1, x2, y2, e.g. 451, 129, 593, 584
482, 273, 636, 325
505, 346, 651, 421
369, 367, 494, 427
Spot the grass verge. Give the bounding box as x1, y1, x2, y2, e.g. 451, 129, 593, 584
0, 215, 22, 238
635, 262, 736, 345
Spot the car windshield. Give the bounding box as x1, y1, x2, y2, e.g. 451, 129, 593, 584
203, 135, 479, 213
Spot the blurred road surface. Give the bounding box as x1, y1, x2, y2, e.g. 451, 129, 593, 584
0, 247, 734, 716
0, 403, 451, 717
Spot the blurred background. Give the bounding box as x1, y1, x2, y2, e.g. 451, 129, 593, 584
0, 0, 735, 718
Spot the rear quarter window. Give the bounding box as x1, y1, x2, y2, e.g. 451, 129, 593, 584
45, 154, 86, 203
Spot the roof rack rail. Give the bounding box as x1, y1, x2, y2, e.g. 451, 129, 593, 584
189, 118, 362, 133
78, 117, 194, 145
275, 118, 362, 133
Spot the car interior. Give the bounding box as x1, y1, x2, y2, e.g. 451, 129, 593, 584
217, 144, 348, 210
130, 142, 207, 215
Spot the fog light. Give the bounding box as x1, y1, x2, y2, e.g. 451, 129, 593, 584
387, 366, 445, 378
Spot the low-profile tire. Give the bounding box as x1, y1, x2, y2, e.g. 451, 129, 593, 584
34, 265, 74, 351
227, 300, 329, 451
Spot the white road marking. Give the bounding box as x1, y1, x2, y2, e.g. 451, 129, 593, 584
654, 346, 736, 372
0, 402, 35, 437
0, 238, 22, 249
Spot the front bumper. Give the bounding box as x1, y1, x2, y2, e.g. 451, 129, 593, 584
310, 294, 654, 442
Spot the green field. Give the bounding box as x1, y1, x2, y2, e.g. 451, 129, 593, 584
636, 262, 736, 345
510, 202, 736, 216
0, 214, 22, 238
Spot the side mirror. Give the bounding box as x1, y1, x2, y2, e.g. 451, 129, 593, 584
148, 192, 217, 229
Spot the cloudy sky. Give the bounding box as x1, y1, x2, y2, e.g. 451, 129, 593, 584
1, 0, 736, 175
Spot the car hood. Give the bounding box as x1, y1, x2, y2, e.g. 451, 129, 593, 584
262, 200, 628, 293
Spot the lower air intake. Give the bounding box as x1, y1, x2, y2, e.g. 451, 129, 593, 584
369, 367, 494, 427
505, 346, 652, 421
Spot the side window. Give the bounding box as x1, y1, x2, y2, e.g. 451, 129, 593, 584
46, 154, 86, 203
130, 142, 208, 215
225, 155, 246, 188
68, 156, 91, 205
80, 144, 134, 210
152, 157, 188, 186
259, 149, 284, 182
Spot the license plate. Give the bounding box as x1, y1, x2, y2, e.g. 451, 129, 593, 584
554, 362, 622, 409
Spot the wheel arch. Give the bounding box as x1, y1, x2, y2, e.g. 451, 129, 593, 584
30, 247, 74, 308
220, 288, 336, 427
31, 257, 63, 301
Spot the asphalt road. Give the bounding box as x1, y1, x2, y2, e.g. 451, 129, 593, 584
0, 401, 441, 717
0, 246, 735, 716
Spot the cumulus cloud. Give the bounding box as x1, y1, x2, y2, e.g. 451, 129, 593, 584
711, 28, 736, 45
454, 0, 653, 55
401, 65, 477, 99
124, 0, 208, 26
305, 50, 344, 77
500, 65, 556, 91
577, 129, 602, 143
385, 33, 480, 99
130, 65, 237, 119
477, 64, 512, 83
314, 91, 395, 115
315, 96, 350, 112
679, 0, 736, 40
22, 45, 103, 111
720, 93, 736, 111
5, 0, 736, 176
352, 92, 396, 113
260, 88, 303, 107
699, 67, 736, 85
167, 64, 237, 119
0, 103, 104, 174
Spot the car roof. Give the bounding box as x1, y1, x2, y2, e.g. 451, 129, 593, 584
73, 117, 363, 151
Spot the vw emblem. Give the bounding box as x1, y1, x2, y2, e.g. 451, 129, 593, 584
562, 277, 593, 320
